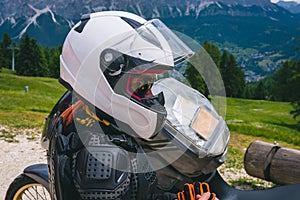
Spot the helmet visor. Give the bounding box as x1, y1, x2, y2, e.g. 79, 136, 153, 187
126, 69, 165, 100
108, 19, 194, 69
136, 19, 194, 64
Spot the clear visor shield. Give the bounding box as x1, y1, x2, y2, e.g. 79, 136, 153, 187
109, 19, 194, 68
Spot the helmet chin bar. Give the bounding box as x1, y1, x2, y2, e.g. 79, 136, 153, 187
127, 91, 167, 138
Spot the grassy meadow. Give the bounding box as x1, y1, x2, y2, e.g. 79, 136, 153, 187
225, 98, 300, 168
0, 69, 66, 129
0, 69, 299, 180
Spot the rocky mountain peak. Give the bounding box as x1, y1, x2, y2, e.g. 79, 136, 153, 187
0, 0, 276, 21
217, 0, 272, 6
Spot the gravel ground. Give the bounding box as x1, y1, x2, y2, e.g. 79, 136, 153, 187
0, 125, 272, 199
0, 126, 47, 199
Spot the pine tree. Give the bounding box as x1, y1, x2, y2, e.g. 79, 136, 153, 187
267, 59, 300, 122
289, 60, 300, 122
185, 61, 208, 97
202, 41, 221, 67
185, 42, 245, 99
220, 50, 229, 74
260, 76, 276, 100
244, 83, 255, 99
16, 34, 49, 76
44, 46, 60, 78
222, 53, 245, 98
30, 38, 49, 76
16, 34, 31, 75
185, 48, 209, 97
200, 41, 225, 97
254, 80, 266, 100
0, 33, 12, 69
271, 60, 296, 102
230, 54, 245, 98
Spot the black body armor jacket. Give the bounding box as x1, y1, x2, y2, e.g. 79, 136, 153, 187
47, 97, 176, 200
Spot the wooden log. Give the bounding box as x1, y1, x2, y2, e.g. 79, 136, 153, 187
244, 140, 277, 181
244, 140, 300, 185
270, 148, 300, 185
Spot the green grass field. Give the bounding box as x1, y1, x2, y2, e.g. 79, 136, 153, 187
226, 98, 300, 144
0, 69, 299, 173
0, 69, 66, 129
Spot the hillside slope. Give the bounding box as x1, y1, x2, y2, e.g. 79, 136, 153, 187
0, 70, 66, 128
0, 70, 298, 145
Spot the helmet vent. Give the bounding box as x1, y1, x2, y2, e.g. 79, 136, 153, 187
75, 15, 90, 33
121, 17, 142, 29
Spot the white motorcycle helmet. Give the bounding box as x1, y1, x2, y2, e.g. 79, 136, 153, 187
60, 11, 193, 139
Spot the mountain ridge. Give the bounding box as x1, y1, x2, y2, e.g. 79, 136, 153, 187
277, 1, 300, 13
0, 0, 299, 82
0, 0, 282, 20
0, 0, 293, 40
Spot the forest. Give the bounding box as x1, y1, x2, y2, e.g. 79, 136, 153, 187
0, 33, 299, 123
0, 33, 60, 78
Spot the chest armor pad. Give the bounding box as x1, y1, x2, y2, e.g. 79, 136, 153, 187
72, 133, 156, 200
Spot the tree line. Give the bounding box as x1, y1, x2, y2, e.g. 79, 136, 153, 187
185, 41, 245, 99
245, 60, 300, 122
1, 34, 246, 97
0, 33, 61, 78
184, 41, 300, 123
0, 33, 299, 122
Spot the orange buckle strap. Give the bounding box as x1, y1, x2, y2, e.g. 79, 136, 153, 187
194, 182, 216, 200
178, 182, 216, 200
177, 191, 185, 200
209, 192, 216, 200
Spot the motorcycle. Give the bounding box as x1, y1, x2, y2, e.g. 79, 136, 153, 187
5, 78, 300, 200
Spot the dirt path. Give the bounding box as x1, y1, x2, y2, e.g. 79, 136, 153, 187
0, 126, 47, 199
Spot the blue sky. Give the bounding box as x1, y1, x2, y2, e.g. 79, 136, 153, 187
271, 0, 300, 3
